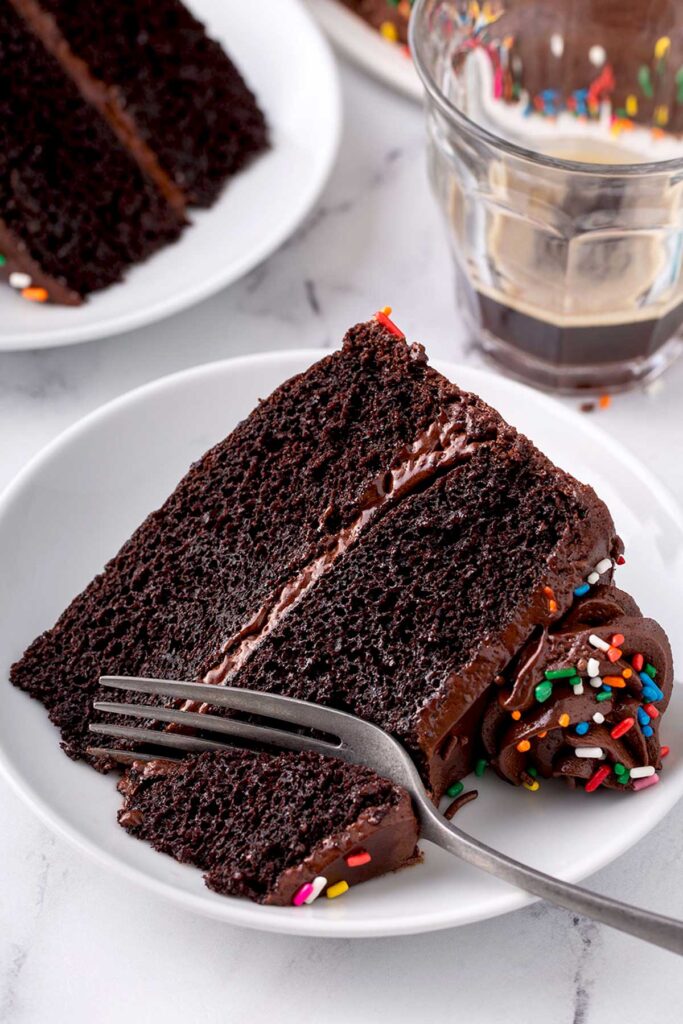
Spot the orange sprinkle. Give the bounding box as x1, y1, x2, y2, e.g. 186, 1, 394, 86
517, 739, 531, 753
21, 286, 48, 303
611, 633, 625, 646
622, 668, 632, 679
598, 394, 611, 409
538, 731, 548, 738
380, 305, 392, 315
511, 710, 522, 721
607, 646, 622, 662
543, 586, 554, 597
603, 676, 626, 688
548, 600, 558, 612
559, 713, 570, 728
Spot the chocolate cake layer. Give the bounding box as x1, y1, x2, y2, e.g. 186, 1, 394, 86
118, 750, 419, 904
0, 3, 184, 302
481, 586, 673, 791
11, 315, 618, 799
22, 0, 268, 207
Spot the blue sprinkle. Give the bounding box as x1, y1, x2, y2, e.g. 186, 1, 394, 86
601, 684, 612, 693
574, 583, 590, 597
642, 725, 654, 738
575, 722, 590, 736
641, 676, 664, 701
637, 708, 651, 726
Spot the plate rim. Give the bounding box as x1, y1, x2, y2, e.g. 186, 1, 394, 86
0, 0, 341, 352
1, 350, 682, 938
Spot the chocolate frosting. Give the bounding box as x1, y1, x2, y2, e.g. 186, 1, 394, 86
481, 586, 673, 790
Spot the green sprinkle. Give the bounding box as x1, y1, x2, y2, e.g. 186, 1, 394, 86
614, 762, 627, 776
676, 68, 683, 104
527, 766, 538, 778
615, 107, 627, 119
596, 691, 612, 702
544, 667, 577, 680
616, 773, 630, 785
645, 663, 657, 679
535, 680, 553, 702
474, 758, 487, 777
446, 781, 464, 798
639, 65, 654, 98
0, 254, 6, 267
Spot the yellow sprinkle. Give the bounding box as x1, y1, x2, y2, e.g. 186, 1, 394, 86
380, 21, 398, 42
655, 105, 669, 126
517, 739, 531, 753
523, 779, 540, 792
625, 94, 638, 117
559, 713, 570, 728
654, 36, 671, 61
469, 2, 481, 18
511, 710, 522, 721
326, 880, 349, 899
380, 305, 392, 315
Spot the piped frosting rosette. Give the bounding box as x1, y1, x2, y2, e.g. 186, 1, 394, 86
481, 587, 673, 793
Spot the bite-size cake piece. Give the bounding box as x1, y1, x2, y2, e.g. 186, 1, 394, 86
118, 750, 419, 905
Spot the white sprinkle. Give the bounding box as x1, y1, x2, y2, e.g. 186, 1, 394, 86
550, 33, 564, 58
592, 712, 605, 724
587, 572, 600, 585
589, 634, 610, 653
587, 658, 600, 677
304, 876, 328, 904
589, 44, 607, 67
512, 55, 523, 76
9, 271, 31, 290
630, 765, 656, 779
590, 677, 603, 689
576, 747, 605, 759
595, 558, 613, 575
572, 681, 585, 696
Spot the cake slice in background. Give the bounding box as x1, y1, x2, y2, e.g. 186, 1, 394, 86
117, 750, 419, 904
0, 0, 267, 304
0, 2, 184, 305
13, 0, 268, 208
341, 1, 414, 45
12, 312, 627, 800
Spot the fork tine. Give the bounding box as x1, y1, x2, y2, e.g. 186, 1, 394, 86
89, 722, 229, 755
85, 746, 173, 765
93, 700, 343, 757
99, 676, 377, 745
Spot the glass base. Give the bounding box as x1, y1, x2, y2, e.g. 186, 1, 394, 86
474, 327, 683, 394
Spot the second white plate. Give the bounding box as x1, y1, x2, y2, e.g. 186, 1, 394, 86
0, 351, 681, 936
0, 0, 340, 351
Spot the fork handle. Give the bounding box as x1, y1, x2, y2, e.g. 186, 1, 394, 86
420, 805, 683, 956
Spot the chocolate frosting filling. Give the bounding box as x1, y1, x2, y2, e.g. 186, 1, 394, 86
481, 586, 673, 791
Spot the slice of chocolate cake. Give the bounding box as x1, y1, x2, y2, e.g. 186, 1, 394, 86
481, 585, 674, 792
117, 750, 419, 904
0, 0, 267, 303
12, 311, 628, 801
0, 2, 184, 305
12, 0, 268, 208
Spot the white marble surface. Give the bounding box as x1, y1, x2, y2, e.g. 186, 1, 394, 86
1, 54, 683, 1024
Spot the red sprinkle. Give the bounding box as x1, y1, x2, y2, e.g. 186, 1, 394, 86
345, 850, 372, 868
632, 653, 644, 672
643, 703, 660, 719
375, 310, 405, 338
607, 646, 622, 662
616, 555, 626, 565
585, 765, 611, 792
610, 717, 635, 739
661, 746, 670, 758
611, 633, 625, 647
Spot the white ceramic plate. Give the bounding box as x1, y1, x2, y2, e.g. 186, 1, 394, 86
308, 0, 422, 100
0, 351, 681, 938
0, 0, 340, 351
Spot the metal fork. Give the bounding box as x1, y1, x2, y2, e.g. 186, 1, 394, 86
90, 675, 683, 955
